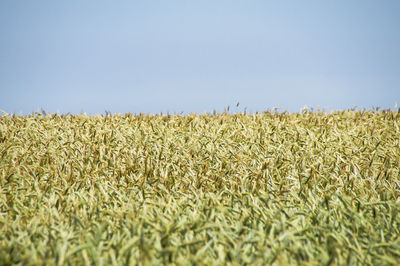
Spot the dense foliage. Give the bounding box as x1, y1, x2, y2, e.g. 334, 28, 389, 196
1, 110, 399, 265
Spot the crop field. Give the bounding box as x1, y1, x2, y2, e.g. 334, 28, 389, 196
0, 110, 400, 265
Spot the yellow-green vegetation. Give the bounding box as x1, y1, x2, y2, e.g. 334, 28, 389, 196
0, 110, 399, 265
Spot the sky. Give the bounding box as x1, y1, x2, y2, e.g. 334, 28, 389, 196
0, 0, 399, 115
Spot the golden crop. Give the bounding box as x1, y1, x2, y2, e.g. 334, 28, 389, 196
0, 110, 399, 265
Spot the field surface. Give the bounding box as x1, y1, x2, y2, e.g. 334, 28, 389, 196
1, 110, 400, 265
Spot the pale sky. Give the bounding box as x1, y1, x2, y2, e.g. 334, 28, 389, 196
1, 0, 399, 115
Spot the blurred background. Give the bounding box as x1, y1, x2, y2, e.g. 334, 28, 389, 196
0, 0, 399, 115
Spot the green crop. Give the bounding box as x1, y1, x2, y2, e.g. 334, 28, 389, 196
0, 110, 399, 265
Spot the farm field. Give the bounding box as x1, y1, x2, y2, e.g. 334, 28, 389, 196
0, 110, 399, 265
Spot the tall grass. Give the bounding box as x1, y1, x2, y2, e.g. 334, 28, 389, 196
0, 110, 399, 265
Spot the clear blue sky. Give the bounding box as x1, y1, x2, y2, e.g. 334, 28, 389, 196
1, 0, 399, 115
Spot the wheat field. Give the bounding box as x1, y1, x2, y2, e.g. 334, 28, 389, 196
0, 110, 399, 265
